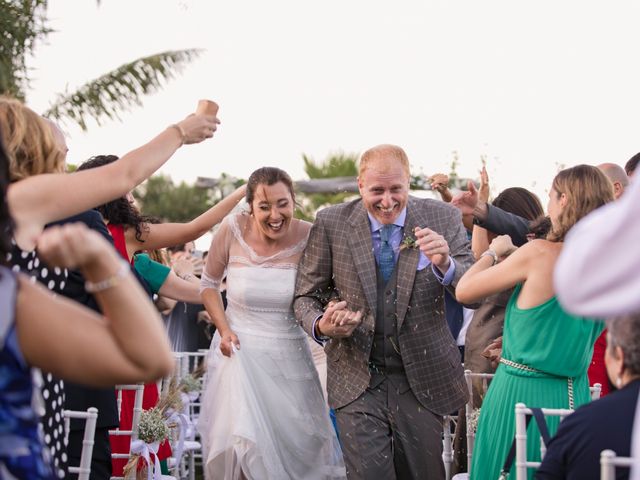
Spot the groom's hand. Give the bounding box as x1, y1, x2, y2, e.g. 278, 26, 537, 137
415, 226, 451, 273
316, 300, 363, 338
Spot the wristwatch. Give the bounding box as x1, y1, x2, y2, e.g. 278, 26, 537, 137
480, 249, 498, 266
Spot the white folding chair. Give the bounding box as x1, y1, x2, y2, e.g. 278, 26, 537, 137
109, 384, 144, 480
110, 383, 176, 480
442, 414, 457, 479
464, 369, 495, 473
514, 402, 573, 480
63, 407, 98, 480
600, 449, 634, 479
168, 351, 207, 480
590, 383, 602, 400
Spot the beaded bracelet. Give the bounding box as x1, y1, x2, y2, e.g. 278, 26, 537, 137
168, 123, 186, 146
85, 260, 130, 293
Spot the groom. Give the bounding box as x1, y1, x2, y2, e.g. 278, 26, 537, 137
294, 144, 474, 479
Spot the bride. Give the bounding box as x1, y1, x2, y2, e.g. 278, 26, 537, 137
197, 167, 346, 479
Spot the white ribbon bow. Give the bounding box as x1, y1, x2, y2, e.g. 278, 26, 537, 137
165, 407, 190, 463
129, 439, 161, 480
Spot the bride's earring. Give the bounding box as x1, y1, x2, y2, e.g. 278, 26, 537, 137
616, 376, 623, 388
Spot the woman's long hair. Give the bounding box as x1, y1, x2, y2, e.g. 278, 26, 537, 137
77, 155, 153, 242
492, 187, 544, 221
0, 96, 66, 182
548, 165, 615, 242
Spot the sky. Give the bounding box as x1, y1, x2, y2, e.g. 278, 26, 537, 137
27, 0, 640, 206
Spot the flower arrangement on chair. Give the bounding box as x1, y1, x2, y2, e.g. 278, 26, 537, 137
160, 363, 207, 470
123, 407, 170, 480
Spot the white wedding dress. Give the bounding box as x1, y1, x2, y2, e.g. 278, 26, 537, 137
197, 214, 345, 480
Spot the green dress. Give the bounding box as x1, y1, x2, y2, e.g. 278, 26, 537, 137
470, 283, 603, 479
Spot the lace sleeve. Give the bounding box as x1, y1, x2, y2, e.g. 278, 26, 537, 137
199, 215, 235, 293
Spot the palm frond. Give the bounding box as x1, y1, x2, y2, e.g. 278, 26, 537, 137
43, 48, 202, 130
0, 0, 51, 100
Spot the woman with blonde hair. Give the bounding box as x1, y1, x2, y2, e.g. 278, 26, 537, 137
456, 165, 615, 479
1, 95, 218, 477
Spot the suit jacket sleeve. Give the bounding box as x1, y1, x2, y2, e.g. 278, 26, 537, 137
478, 204, 530, 246
294, 212, 335, 337
439, 204, 477, 304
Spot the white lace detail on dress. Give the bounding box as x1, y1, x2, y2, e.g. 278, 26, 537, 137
228, 255, 298, 270
228, 214, 307, 266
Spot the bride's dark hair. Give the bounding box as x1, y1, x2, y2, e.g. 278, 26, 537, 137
246, 167, 295, 210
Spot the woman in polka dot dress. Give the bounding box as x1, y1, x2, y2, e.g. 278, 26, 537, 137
8, 245, 70, 478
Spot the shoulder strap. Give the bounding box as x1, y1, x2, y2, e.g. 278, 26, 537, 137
499, 407, 552, 478
531, 407, 552, 446
0, 266, 18, 347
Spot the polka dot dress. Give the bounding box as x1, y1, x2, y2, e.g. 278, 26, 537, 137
8, 243, 69, 479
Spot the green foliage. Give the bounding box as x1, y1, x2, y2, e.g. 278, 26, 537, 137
134, 175, 215, 223
0, 0, 51, 100
302, 152, 358, 178
298, 152, 359, 220
44, 50, 202, 130
0, 1, 199, 130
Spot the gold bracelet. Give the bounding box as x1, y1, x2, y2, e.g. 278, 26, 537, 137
85, 260, 130, 293
168, 123, 186, 146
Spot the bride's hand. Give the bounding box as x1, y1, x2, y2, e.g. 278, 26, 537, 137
219, 330, 240, 357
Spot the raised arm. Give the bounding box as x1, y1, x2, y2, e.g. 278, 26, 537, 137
456, 235, 530, 304
126, 184, 246, 254
452, 181, 530, 246
158, 271, 203, 304
9, 113, 219, 250
16, 224, 173, 386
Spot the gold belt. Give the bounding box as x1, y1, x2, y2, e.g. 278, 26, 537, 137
499, 358, 575, 409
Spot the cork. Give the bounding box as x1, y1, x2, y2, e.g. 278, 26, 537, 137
196, 99, 219, 116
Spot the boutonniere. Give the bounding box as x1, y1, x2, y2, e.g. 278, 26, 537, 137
400, 233, 418, 251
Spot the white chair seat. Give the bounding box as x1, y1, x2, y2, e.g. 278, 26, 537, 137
183, 440, 201, 451
452, 474, 469, 480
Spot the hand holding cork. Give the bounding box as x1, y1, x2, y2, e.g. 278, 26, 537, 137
171, 99, 221, 145
196, 99, 219, 116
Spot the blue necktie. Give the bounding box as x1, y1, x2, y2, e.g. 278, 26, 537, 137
379, 224, 395, 282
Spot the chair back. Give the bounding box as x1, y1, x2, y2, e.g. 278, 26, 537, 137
443, 414, 457, 480
514, 402, 573, 480
600, 449, 634, 480
464, 369, 495, 473
109, 383, 145, 461
63, 407, 98, 480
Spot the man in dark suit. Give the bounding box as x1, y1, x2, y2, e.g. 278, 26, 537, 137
47, 210, 122, 480
294, 144, 474, 479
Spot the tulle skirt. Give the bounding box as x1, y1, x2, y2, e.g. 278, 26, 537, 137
197, 327, 346, 480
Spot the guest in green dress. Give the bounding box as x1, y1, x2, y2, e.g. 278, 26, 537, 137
456, 165, 615, 479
